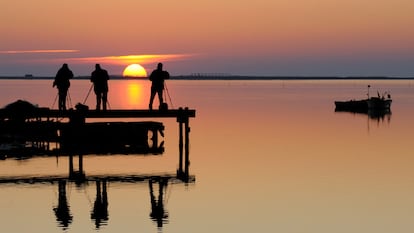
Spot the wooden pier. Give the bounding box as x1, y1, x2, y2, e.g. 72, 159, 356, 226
5, 108, 195, 119
0, 105, 196, 181
0, 106, 195, 119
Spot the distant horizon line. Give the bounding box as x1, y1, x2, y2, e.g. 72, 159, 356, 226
0, 75, 413, 80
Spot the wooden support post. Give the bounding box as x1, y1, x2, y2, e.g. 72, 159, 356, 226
184, 114, 190, 177
176, 107, 191, 181
177, 108, 184, 177
178, 120, 183, 174
69, 154, 74, 177
79, 154, 83, 175
68, 154, 85, 182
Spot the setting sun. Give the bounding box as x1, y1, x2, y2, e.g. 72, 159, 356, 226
123, 64, 147, 78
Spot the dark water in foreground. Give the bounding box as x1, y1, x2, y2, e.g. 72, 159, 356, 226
0, 79, 414, 233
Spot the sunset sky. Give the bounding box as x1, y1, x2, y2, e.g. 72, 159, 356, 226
1, 0, 414, 77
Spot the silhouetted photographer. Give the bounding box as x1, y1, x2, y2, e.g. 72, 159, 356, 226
149, 63, 169, 110
53, 64, 73, 111
91, 64, 109, 111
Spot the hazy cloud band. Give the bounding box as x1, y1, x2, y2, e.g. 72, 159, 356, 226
0, 50, 79, 54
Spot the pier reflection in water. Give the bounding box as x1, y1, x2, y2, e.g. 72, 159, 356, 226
54, 180, 72, 229
52, 177, 185, 230
0, 151, 194, 231
90, 180, 108, 229
0, 110, 195, 231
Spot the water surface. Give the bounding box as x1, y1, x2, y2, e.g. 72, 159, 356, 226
0, 79, 413, 233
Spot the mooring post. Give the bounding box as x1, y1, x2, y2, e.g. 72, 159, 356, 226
184, 108, 190, 177
178, 121, 183, 173
176, 107, 191, 180
177, 108, 184, 175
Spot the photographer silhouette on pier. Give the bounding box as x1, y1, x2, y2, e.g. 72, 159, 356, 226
91, 64, 109, 111
53, 64, 73, 111
149, 63, 169, 110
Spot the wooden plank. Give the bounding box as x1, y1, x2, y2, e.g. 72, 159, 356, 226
83, 109, 196, 118
0, 108, 196, 119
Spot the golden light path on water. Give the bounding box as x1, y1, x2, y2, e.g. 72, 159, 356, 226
94, 80, 150, 109
125, 82, 144, 107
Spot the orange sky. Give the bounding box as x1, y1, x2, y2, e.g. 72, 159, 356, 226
1, 0, 414, 76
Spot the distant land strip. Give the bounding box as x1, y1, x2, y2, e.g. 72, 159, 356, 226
0, 75, 413, 80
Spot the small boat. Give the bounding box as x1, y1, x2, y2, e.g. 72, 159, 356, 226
335, 85, 392, 112
335, 99, 368, 111
367, 97, 392, 109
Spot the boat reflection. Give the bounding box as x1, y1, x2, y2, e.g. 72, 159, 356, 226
335, 108, 391, 123
335, 108, 392, 132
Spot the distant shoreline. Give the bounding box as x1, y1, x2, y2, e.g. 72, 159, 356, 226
0, 75, 413, 80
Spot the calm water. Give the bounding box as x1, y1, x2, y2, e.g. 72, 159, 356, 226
0, 79, 414, 233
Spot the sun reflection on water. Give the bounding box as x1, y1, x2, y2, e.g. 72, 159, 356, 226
127, 82, 142, 106
112, 80, 150, 109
